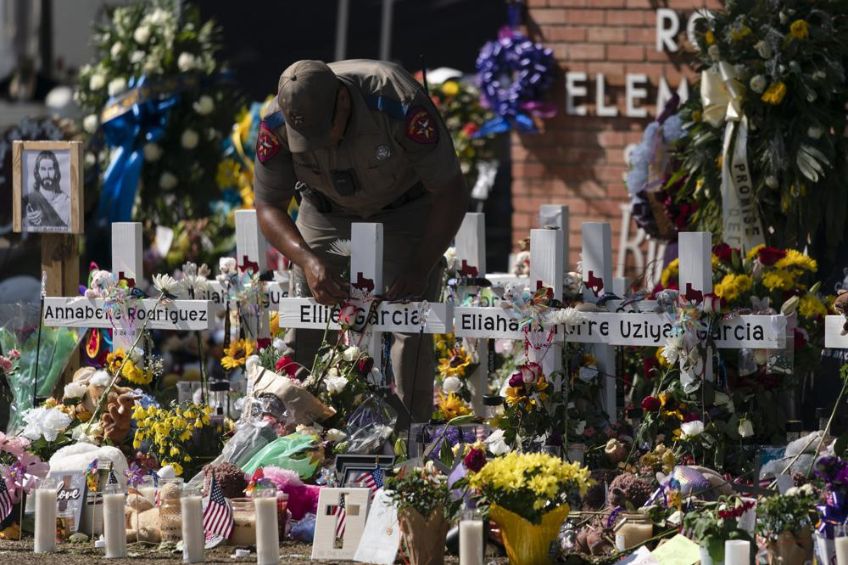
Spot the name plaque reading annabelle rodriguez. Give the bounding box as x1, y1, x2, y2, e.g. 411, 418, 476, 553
43, 297, 212, 331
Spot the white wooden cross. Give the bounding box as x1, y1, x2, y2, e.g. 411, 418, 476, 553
312, 487, 371, 560
204, 209, 289, 343
279, 222, 453, 383
42, 222, 213, 350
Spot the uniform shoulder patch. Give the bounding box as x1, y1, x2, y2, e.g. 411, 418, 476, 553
256, 124, 281, 163
404, 106, 438, 144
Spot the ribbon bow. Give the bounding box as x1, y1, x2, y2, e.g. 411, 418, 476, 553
96, 76, 183, 226
701, 62, 743, 127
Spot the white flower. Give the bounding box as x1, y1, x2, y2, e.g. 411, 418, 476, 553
753, 349, 769, 366
193, 95, 215, 115
680, 420, 705, 438
245, 355, 261, 374
484, 429, 511, 455
85, 152, 96, 167
547, 307, 585, 329
143, 143, 162, 162
807, 126, 823, 140
799, 483, 815, 496
180, 129, 199, 150
750, 75, 767, 94
341, 346, 360, 362
765, 176, 779, 189
110, 42, 124, 58
128, 346, 144, 363
812, 70, 826, 80
738, 418, 754, 438
785, 486, 800, 496
662, 335, 684, 366
152, 273, 181, 295
90, 370, 110, 387
574, 420, 586, 435
442, 376, 462, 394
130, 50, 145, 64
83, 114, 98, 134
89, 73, 105, 91
148, 8, 170, 25
63, 381, 88, 400
444, 247, 458, 270
807, 91, 818, 103
272, 338, 286, 352
159, 172, 178, 190
21, 407, 72, 442
708, 44, 720, 61
325, 428, 347, 443
177, 52, 197, 72
107, 78, 127, 97
754, 40, 772, 59
328, 239, 352, 257
219, 257, 237, 274
133, 26, 151, 44
325, 374, 349, 394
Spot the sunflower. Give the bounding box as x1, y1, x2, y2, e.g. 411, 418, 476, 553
107, 349, 127, 374
437, 392, 472, 420
438, 347, 472, 378
221, 339, 256, 370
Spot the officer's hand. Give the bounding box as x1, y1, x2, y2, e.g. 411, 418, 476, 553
386, 269, 428, 301
304, 256, 348, 306
26, 207, 42, 226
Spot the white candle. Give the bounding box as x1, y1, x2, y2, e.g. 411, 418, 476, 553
724, 539, 750, 565
836, 537, 848, 565
254, 495, 279, 565
34, 487, 57, 553
103, 492, 127, 558
181, 495, 205, 563
459, 518, 484, 565
138, 486, 157, 505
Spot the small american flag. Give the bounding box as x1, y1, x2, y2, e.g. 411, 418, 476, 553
203, 475, 233, 541
333, 495, 347, 539
0, 477, 13, 522
353, 467, 385, 494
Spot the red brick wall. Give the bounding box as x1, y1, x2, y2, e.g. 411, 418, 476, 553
512, 0, 722, 268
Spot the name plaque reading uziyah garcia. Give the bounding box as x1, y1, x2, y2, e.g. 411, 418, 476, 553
453, 307, 564, 341
280, 298, 452, 334
566, 313, 786, 348
43, 297, 212, 331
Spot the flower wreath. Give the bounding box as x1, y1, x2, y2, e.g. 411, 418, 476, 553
475, 24, 557, 136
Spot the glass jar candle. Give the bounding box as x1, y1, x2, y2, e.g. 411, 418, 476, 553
229, 498, 257, 547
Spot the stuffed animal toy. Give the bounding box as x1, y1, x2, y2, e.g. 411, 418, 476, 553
261, 466, 320, 520
834, 289, 848, 334
101, 389, 136, 444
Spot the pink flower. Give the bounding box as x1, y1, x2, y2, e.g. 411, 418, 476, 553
8, 349, 20, 360
0, 357, 12, 373
519, 362, 543, 384
0, 432, 29, 458
337, 302, 360, 327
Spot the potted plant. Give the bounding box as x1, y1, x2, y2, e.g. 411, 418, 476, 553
385, 461, 459, 565
756, 486, 818, 565
683, 496, 755, 565
467, 452, 592, 565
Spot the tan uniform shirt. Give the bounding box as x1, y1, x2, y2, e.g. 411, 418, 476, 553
253, 59, 461, 218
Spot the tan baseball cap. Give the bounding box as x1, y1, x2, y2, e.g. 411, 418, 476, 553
277, 60, 339, 152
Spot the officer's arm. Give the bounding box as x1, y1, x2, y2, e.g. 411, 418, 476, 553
253, 126, 347, 304
387, 99, 469, 298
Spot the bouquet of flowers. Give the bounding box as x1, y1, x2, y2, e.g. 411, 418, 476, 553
131, 401, 215, 476
756, 487, 818, 564
385, 461, 459, 521
467, 452, 592, 523
75, 0, 241, 227
683, 496, 755, 563
672, 0, 848, 258
433, 334, 475, 421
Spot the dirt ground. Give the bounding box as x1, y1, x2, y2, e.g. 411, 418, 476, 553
0, 539, 485, 564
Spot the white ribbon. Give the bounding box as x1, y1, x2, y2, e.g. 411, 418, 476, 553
701, 64, 766, 250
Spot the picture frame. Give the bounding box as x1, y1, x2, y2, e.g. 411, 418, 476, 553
12, 140, 84, 234
333, 454, 394, 487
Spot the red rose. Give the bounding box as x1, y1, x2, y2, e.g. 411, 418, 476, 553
356, 357, 374, 376
508, 373, 524, 388
712, 243, 733, 263
275, 355, 298, 378
463, 448, 486, 473
641, 396, 661, 412
757, 246, 787, 266
462, 123, 479, 137
257, 337, 271, 350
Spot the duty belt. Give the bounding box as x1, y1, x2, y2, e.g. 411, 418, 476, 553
299, 181, 426, 214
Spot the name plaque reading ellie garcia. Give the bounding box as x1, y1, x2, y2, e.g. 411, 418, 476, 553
280, 298, 452, 334
566, 313, 786, 348
43, 297, 212, 330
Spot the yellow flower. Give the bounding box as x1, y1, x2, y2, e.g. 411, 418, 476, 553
789, 19, 809, 40
714, 273, 753, 303
441, 81, 460, 97
705, 30, 715, 45
43, 398, 58, 409
729, 25, 751, 42
221, 339, 255, 370
660, 258, 679, 288
746, 244, 765, 262
438, 347, 472, 378
656, 347, 669, 368
774, 249, 817, 272
762, 270, 796, 291
437, 393, 472, 420
216, 158, 240, 190
107, 349, 126, 374
269, 312, 282, 337
171, 462, 183, 476
761, 82, 787, 105
799, 295, 827, 319
121, 359, 153, 385
691, 110, 702, 123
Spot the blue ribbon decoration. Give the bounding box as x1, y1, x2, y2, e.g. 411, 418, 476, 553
96, 76, 186, 226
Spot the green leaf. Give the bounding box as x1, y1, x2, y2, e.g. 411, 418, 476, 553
834, 433, 848, 458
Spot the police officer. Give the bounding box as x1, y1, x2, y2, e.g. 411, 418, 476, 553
254, 59, 468, 425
